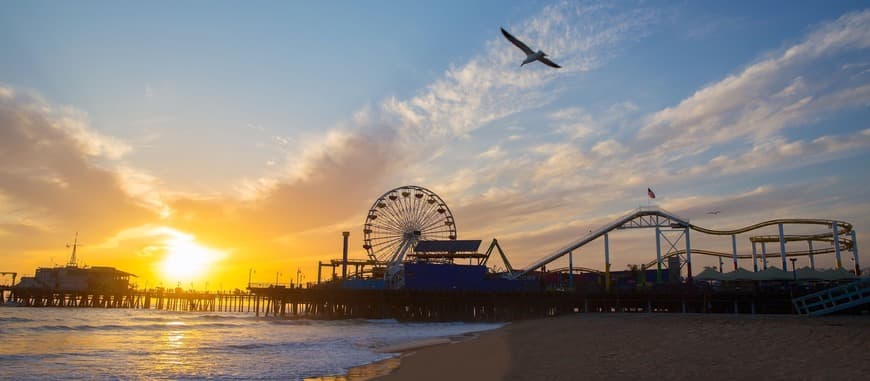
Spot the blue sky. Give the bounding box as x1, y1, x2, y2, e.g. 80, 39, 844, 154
1, 1, 868, 285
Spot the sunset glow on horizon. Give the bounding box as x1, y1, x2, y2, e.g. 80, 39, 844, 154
1, 1, 868, 289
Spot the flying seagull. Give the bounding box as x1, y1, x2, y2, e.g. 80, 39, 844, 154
500, 27, 561, 69
706, 209, 721, 215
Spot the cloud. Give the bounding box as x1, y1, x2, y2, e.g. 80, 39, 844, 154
639, 10, 870, 155
590, 139, 626, 156
0, 86, 157, 251
4, 4, 867, 284
680, 129, 870, 177
382, 2, 656, 140
478, 145, 505, 159
223, 1, 659, 237
405, 9, 870, 271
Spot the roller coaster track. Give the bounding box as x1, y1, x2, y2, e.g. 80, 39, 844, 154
511, 207, 854, 279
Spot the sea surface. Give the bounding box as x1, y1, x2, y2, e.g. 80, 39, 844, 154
0, 307, 503, 380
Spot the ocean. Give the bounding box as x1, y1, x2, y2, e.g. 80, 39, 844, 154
0, 307, 503, 380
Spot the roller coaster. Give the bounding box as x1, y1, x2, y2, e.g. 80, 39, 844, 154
510, 207, 859, 281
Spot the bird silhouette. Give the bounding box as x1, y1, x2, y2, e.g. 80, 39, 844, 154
706, 210, 721, 215
501, 28, 561, 68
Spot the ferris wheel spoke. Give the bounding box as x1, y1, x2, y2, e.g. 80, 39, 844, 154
417, 208, 445, 232
373, 208, 408, 232
374, 203, 403, 229
369, 232, 402, 240
412, 198, 432, 230
419, 215, 451, 234
383, 198, 409, 231
377, 242, 402, 261
371, 234, 403, 242
372, 237, 402, 248
372, 217, 404, 234
414, 190, 432, 221
374, 238, 400, 253
423, 226, 453, 235
372, 238, 403, 251
398, 193, 415, 229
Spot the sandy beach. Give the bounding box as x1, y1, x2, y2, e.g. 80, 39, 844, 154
369, 314, 870, 381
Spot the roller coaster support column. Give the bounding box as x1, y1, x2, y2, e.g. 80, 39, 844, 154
568, 251, 574, 289
851, 230, 860, 275
605, 233, 611, 293
751, 242, 758, 272
808, 240, 815, 270
778, 224, 787, 270
655, 227, 662, 284
731, 234, 738, 270
685, 226, 692, 283
833, 222, 842, 269
762, 243, 768, 270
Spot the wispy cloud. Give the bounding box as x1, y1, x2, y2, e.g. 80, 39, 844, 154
639, 10, 870, 153
0, 86, 157, 250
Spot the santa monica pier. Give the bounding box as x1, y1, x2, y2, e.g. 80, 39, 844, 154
1, 185, 866, 320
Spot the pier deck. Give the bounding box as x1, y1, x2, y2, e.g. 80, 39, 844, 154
2, 285, 813, 320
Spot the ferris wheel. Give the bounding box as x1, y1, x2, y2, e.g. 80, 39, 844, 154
362, 185, 457, 264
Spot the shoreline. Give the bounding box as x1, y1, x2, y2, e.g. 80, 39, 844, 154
306, 328, 501, 381
364, 313, 869, 380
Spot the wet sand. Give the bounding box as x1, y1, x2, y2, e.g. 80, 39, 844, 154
367, 313, 870, 381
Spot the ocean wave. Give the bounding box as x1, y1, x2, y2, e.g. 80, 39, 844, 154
267, 319, 311, 326
195, 314, 250, 321
211, 338, 347, 353
18, 321, 242, 332
129, 313, 250, 323
0, 316, 34, 323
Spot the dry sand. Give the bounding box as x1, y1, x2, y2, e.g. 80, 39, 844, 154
368, 314, 870, 381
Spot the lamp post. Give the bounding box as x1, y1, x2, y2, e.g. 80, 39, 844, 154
248, 268, 255, 288
275, 272, 282, 286
789, 258, 797, 281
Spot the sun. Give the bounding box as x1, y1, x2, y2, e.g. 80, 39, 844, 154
159, 233, 224, 284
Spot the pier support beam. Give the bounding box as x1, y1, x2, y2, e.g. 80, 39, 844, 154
851, 230, 860, 275
752, 242, 758, 272
685, 227, 692, 283
808, 240, 815, 270
317, 261, 322, 284
341, 232, 349, 280
833, 222, 842, 269
778, 224, 787, 270
604, 233, 611, 293
568, 251, 574, 289
762, 243, 768, 270
731, 234, 738, 271
655, 226, 662, 284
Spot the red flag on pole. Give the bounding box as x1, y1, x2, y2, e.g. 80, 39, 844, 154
647, 188, 656, 199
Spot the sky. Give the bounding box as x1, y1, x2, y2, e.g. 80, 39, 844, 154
1, 0, 868, 289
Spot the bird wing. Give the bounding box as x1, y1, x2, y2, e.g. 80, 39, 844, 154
538, 56, 561, 68
501, 28, 534, 55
